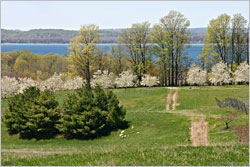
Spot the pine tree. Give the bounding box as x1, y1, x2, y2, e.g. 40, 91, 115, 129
3, 87, 60, 139
57, 85, 126, 139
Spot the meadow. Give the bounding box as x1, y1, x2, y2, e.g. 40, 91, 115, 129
1, 85, 249, 166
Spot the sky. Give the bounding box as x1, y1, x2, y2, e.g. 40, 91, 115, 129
1, 1, 249, 30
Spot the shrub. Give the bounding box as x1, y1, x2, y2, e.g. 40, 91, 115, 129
115, 70, 137, 88
62, 76, 85, 90
3, 87, 60, 139
57, 85, 126, 139
221, 112, 239, 129
187, 63, 207, 85
1, 76, 19, 98
141, 74, 160, 87
91, 70, 116, 89
209, 61, 232, 85
233, 61, 249, 84
18, 77, 38, 94
39, 73, 64, 92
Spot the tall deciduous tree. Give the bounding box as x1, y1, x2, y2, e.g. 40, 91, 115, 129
203, 14, 231, 63
246, 24, 249, 64
198, 43, 214, 71
119, 21, 151, 84
68, 24, 100, 87
109, 44, 127, 75
231, 13, 247, 66
151, 24, 169, 86
151, 10, 190, 86
93, 46, 113, 73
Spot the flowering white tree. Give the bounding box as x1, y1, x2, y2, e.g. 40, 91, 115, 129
141, 74, 160, 87
233, 61, 249, 84
115, 70, 137, 88
91, 70, 116, 89
38, 73, 64, 92
187, 63, 207, 85
209, 61, 232, 85
18, 77, 38, 94
62, 76, 85, 90
1, 76, 19, 98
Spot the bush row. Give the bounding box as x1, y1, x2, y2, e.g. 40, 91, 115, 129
187, 61, 249, 86
1, 70, 159, 98
3, 86, 126, 139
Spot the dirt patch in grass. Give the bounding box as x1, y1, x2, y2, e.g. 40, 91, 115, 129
190, 116, 209, 146
232, 124, 249, 145
166, 91, 173, 111
166, 87, 179, 111
172, 90, 180, 110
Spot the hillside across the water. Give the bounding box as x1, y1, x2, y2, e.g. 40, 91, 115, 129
1, 28, 206, 44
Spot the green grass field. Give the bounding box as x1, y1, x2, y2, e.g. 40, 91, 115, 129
1, 85, 249, 166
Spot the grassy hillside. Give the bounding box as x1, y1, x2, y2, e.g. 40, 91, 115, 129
1, 85, 249, 166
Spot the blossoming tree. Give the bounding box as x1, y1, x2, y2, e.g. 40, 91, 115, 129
62, 76, 85, 90
209, 61, 232, 85
141, 74, 160, 87
187, 63, 207, 85
38, 73, 64, 92
91, 70, 116, 89
115, 70, 137, 88
1, 76, 19, 98
18, 77, 38, 94
233, 61, 249, 84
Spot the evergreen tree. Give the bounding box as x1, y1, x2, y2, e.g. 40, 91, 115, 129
57, 85, 126, 139
3, 87, 60, 139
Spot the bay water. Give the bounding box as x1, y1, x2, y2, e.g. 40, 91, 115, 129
1, 43, 203, 62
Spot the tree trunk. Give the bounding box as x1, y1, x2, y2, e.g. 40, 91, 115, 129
231, 33, 235, 71
85, 59, 91, 89
171, 53, 174, 86
237, 53, 240, 65
168, 68, 171, 86
247, 30, 249, 64
247, 44, 249, 64
163, 63, 167, 86
175, 59, 178, 86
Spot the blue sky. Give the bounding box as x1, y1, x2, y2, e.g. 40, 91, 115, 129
1, 1, 249, 30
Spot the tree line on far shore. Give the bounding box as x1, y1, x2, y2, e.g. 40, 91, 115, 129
1, 28, 205, 44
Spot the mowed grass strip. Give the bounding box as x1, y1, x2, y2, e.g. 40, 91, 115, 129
177, 85, 249, 112
2, 145, 248, 166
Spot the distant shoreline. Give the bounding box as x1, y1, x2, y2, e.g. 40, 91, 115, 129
1, 43, 204, 45
1, 43, 115, 45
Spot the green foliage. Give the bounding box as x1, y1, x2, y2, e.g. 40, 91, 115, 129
68, 24, 100, 85
1, 50, 69, 80
3, 87, 60, 139
57, 85, 126, 139
201, 13, 248, 67
119, 21, 151, 83
150, 10, 191, 86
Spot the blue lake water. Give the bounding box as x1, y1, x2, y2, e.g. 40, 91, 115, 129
1, 43, 203, 62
